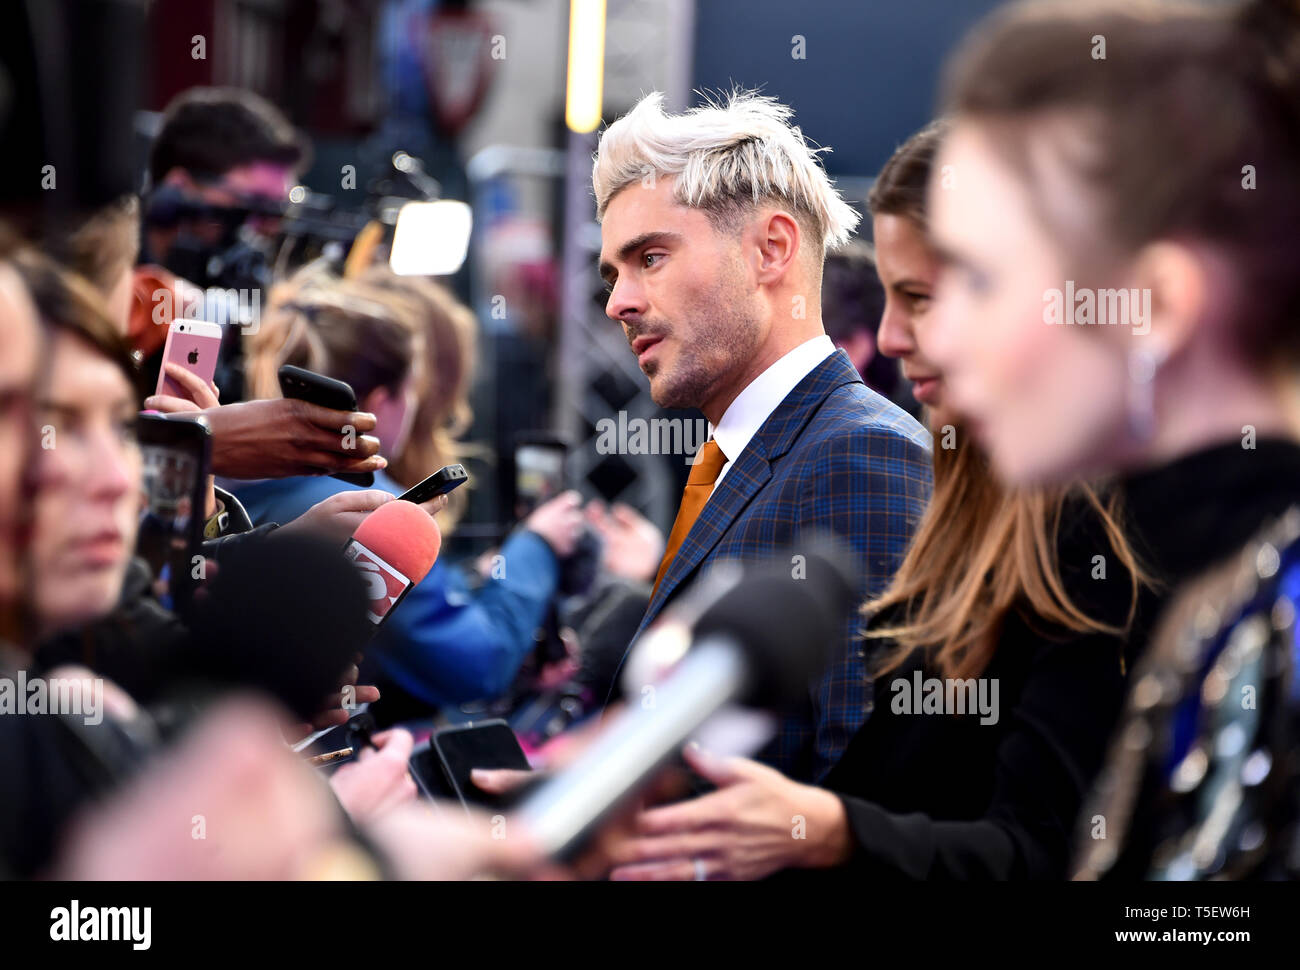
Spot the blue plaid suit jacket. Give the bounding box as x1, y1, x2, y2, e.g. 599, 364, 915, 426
622, 350, 932, 782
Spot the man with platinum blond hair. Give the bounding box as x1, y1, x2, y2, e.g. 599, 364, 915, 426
597, 91, 932, 781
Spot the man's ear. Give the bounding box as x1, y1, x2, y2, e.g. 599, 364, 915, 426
754, 211, 802, 285
1130, 240, 1210, 362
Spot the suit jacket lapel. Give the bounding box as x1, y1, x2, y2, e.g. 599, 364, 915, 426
635, 350, 864, 633
638, 442, 772, 629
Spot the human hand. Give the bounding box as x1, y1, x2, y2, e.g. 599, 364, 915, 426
606, 744, 853, 881
328, 729, 418, 822
363, 799, 557, 881
584, 499, 665, 583
280, 489, 395, 545
165, 398, 387, 480
284, 657, 383, 740
54, 697, 361, 879
523, 490, 584, 558
471, 709, 691, 880
143, 362, 221, 411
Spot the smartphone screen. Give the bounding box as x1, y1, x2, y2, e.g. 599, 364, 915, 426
136, 415, 210, 615
409, 739, 454, 801
156, 319, 223, 400
433, 721, 531, 809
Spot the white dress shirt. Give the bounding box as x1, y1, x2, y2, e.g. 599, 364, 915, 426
709, 334, 835, 490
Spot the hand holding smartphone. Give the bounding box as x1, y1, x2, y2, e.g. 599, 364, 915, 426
156, 320, 222, 402
408, 721, 531, 809
277, 364, 375, 486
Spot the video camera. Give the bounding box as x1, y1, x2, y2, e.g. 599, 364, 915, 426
141, 150, 471, 294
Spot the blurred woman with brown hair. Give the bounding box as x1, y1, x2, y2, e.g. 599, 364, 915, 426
923, 0, 1300, 879
864, 123, 1144, 685
243, 266, 426, 467
232, 267, 586, 718
355, 266, 479, 534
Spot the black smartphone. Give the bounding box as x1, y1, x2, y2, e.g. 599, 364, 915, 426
425, 721, 532, 809
512, 433, 568, 519
136, 413, 212, 617
277, 364, 374, 487
409, 739, 453, 801
396, 463, 469, 504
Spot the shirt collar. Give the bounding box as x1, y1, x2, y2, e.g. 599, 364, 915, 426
711, 334, 835, 464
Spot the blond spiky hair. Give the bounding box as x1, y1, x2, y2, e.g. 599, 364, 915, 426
592, 90, 861, 254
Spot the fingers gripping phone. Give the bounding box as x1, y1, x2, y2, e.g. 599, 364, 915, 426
277, 364, 374, 487
409, 720, 531, 809
396, 464, 469, 504
156, 319, 222, 400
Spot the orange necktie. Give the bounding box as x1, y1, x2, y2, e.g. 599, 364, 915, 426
651, 438, 727, 597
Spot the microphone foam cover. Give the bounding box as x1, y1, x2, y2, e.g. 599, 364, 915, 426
187, 531, 371, 720
352, 499, 441, 586
693, 538, 858, 708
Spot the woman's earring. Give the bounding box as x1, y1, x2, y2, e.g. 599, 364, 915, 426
1126, 346, 1164, 443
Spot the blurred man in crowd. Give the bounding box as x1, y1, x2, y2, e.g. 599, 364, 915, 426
143, 86, 305, 269
136, 87, 308, 401
821, 239, 909, 411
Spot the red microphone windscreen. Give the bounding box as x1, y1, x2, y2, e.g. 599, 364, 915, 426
351, 499, 442, 586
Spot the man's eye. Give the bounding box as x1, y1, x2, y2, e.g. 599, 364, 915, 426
643, 252, 664, 268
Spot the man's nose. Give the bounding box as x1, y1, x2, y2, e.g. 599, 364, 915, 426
605, 276, 646, 322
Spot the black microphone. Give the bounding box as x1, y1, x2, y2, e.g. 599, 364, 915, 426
151, 530, 372, 731
513, 540, 857, 859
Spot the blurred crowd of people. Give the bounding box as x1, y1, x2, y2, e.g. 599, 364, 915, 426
2, 0, 1300, 885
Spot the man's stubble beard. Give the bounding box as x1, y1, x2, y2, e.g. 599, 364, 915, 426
647, 273, 762, 412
